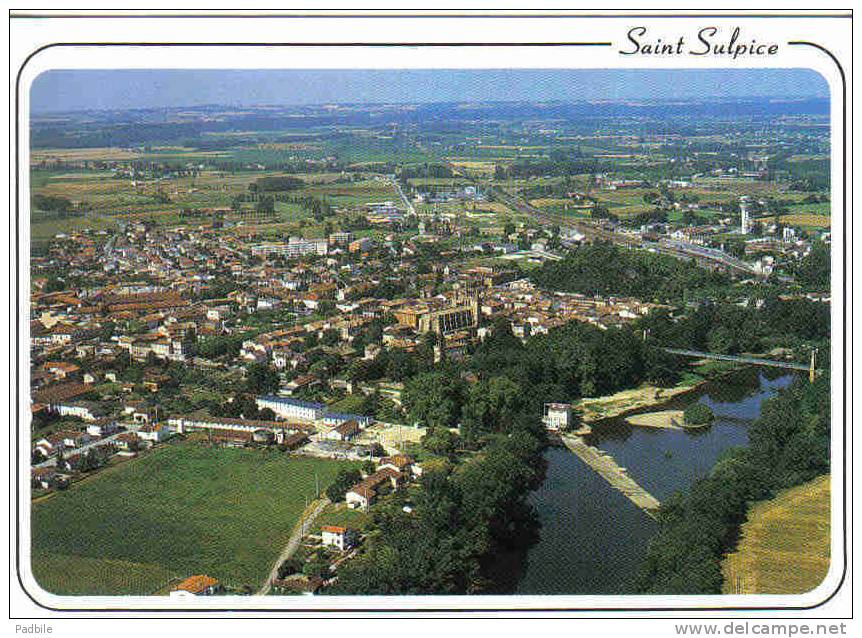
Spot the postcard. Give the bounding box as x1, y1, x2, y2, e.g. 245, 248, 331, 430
7, 7, 853, 626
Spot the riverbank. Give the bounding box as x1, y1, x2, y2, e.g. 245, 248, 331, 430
625, 410, 684, 430
576, 361, 741, 425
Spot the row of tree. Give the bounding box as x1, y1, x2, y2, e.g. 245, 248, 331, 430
531, 242, 732, 302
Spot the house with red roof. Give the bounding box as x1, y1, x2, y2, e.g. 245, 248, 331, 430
169, 575, 222, 597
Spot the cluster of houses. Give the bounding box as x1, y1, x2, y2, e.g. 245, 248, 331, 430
27, 215, 668, 499
31, 417, 173, 491
346, 454, 420, 510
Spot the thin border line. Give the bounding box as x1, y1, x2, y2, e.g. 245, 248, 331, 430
12, 38, 850, 617
8, 12, 855, 19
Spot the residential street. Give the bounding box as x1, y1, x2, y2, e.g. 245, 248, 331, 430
256, 498, 330, 596
33, 425, 140, 469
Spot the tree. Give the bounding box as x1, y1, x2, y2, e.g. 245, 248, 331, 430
325, 468, 362, 502
384, 349, 417, 382
256, 195, 275, 215
304, 332, 319, 349
421, 427, 461, 457
320, 328, 341, 346
277, 558, 302, 578
245, 362, 279, 395
403, 371, 466, 429
706, 326, 734, 355
461, 376, 526, 445
683, 402, 714, 426
795, 243, 830, 291
318, 301, 337, 316
530, 241, 730, 302
43, 276, 66, 293
250, 175, 304, 192
643, 191, 661, 205
643, 346, 680, 387
303, 559, 330, 579
346, 359, 375, 384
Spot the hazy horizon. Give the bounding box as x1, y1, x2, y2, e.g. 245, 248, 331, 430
30, 68, 829, 114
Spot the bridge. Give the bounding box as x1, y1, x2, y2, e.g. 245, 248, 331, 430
664, 348, 815, 377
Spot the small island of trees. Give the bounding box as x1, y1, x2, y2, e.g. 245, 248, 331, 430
683, 402, 714, 428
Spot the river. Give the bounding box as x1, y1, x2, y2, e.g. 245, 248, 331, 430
516, 368, 796, 595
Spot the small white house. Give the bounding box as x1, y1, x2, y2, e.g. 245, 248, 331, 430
136, 423, 170, 443
55, 401, 103, 422
86, 419, 119, 438
543, 402, 572, 431
346, 486, 373, 510
60, 430, 91, 448
322, 419, 361, 442
321, 525, 357, 551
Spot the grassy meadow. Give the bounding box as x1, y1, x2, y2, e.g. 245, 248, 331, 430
31, 440, 356, 595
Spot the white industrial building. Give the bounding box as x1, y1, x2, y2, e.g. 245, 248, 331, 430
251, 237, 328, 259
255, 395, 325, 422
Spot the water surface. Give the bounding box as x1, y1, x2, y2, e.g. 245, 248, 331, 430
516, 370, 796, 594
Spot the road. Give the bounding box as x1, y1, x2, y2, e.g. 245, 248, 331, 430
393, 178, 416, 216
490, 184, 644, 247
256, 498, 330, 596
33, 425, 140, 469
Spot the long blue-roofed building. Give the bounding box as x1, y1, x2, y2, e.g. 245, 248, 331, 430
256, 395, 325, 422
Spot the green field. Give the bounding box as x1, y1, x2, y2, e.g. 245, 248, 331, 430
31, 441, 355, 594
30, 213, 119, 242
30, 554, 178, 597
312, 502, 369, 535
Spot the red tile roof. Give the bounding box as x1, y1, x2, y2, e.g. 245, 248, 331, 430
321, 525, 346, 534
174, 574, 219, 594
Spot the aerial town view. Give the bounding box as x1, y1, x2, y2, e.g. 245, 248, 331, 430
26, 69, 832, 599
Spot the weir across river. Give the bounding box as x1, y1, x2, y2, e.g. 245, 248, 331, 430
560, 434, 660, 519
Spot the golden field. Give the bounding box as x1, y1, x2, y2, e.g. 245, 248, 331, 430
722, 475, 830, 595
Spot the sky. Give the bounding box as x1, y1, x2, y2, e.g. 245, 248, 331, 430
30, 68, 829, 113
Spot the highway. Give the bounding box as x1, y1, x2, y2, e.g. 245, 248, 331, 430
647, 240, 757, 277
393, 178, 416, 216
